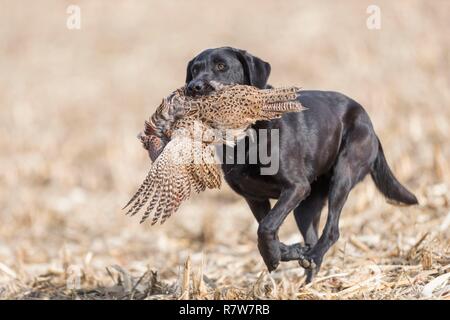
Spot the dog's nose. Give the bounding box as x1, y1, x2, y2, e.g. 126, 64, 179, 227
187, 80, 205, 95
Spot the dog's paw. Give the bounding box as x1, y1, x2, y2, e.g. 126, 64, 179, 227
298, 250, 322, 271
299, 251, 323, 284
265, 255, 280, 272
299, 256, 317, 269
280, 243, 310, 261
258, 239, 281, 272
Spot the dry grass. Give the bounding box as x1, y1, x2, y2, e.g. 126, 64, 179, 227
0, 0, 449, 300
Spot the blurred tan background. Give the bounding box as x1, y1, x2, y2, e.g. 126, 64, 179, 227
0, 0, 449, 299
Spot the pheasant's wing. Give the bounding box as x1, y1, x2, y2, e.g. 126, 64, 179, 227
159, 167, 192, 224
146, 136, 195, 225
122, 169, 152, 211
202, 163, 222, 189
123, 135, 219, 225
199, 144, 222, 189
123, 143, 169, 218
158, 140, 222, 224
147, 165, 171, 224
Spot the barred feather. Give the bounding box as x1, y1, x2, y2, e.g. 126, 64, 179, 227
261, 101, 303, 113
126, 178, 152, 216
141, 186, 160, 223
123, 171, 151, 210
151, 169, 171, 224
261, 86, 300, 103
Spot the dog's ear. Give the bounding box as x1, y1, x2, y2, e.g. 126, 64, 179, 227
185, 58, 195, 84
233, 49, 271, 88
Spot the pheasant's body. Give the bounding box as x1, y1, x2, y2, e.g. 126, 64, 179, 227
125, 84, 304, 225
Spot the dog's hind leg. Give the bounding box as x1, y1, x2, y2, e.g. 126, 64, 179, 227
294, 176, 329, 247
293, 176, 329, 282
299, 121, 378, 275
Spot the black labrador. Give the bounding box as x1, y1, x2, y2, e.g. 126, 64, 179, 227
179, 46, 418, 282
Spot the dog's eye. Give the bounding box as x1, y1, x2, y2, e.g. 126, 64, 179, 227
192, 67, 198, 74
216, 63, 226, 71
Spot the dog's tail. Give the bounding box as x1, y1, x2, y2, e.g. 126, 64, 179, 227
370, 138, 418, 206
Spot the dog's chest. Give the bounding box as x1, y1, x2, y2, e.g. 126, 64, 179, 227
222, 163, 281, 199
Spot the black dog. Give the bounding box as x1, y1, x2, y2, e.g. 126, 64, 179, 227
182, 46, 418, 282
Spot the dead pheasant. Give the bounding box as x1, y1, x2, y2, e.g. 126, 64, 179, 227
124, 83, 304, 225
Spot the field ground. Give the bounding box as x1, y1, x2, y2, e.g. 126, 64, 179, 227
0, 1, 449, 299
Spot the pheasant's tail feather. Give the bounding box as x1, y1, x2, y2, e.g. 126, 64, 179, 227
261, 101, 304, 114
261, 86, 301, 103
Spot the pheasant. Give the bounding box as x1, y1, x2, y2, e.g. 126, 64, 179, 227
124, 83, 304, 225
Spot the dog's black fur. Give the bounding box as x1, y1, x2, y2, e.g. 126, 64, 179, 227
184, 47, 418, 282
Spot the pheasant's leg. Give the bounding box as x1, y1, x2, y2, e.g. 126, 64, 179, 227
245, 198, 308, 262
257, 183, 311, 272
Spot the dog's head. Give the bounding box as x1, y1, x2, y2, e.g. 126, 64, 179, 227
185, 47, 271, 96
143, 48, 271, 161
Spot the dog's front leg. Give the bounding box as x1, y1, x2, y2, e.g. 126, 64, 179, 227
245, 198, 309, 261
257, 184, 310, 272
